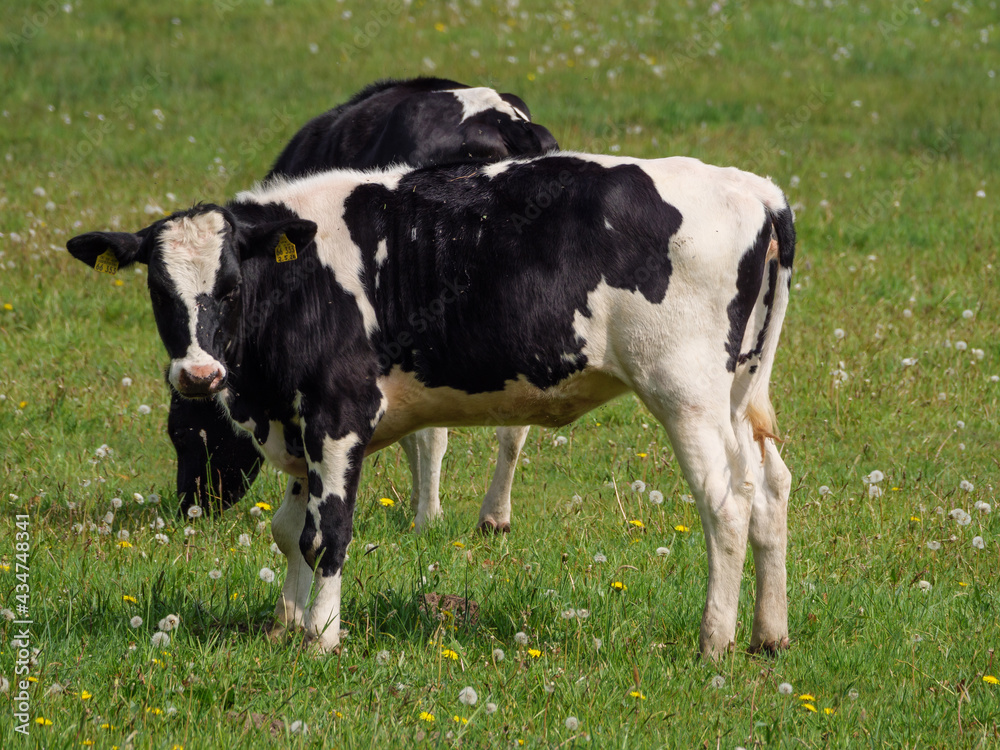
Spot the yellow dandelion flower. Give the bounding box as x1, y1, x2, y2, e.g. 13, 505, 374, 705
19, 401, 28, 409
824, 707, 835, 715
441, 648, 459, 660
452, 541, 465, 548
254, 502, 272, 511
434, 22, 446, 32
35, 717, 53, 726
378, 497, 394, 507
231, 592, 240, 600
629, 520, 644, 529
114, 279, 124, 287
527, 73, 536, 81
152, 658, 164, 667
334, 711, 343, 718
527, 648, 541, 658
419, 711, 435, 723
799, 694, 816, 701
27, 676, 38, 683
0, 564, 10, 572
453, 715, 469, 724
674, 525, 689, 533
172, 746, 184, 750
117, 540, 133, 548
146, 707, 163, 715
959, 582, 968, 587
802, 703, 817, 712
910, 516, 921, 522
100, 723, 115, 730
2, 303, 12, 311
984, 675, 999, 685
629, 691, 646, 700
636, 452, 647, 458
80, 690, 92, 700
611, 581, 627, 591
83, 741, 95, 747
518, 740, 525, 746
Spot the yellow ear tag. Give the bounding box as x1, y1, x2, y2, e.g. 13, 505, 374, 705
275, 234, 297, 263
94, 249, 119, 275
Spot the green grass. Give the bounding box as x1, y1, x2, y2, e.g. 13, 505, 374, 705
2, 1, 999, 747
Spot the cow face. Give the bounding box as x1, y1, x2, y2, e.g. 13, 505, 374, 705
67, 204, 316, 398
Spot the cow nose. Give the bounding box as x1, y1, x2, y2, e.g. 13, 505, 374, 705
177, 364, 225, 397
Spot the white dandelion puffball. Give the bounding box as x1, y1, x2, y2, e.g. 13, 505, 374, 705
680, 494, 695, 504
593, 637, 602, 651
974, 501, 991, 514
834, 328, 845, 340
648, 490, 664, 505
631, 479, 646, 493
918, 580, 932, 591
116, 529, 130, 541
238, 533, 251, 546
926, 541, 941, 551
121, 377, 133, 387
514, 631, 529, 646
154, 533, 169, 544
867, 470, 884, 484
111, 497, 123, 509
561, 609, 576, 620
458, 686, 478, 706
711, 675, 725, 689
576, 609, 590, 619
778, 682, 793, 695
289, 720, 307, 735
209, 569, 222, 580
960, 480, 974, 492
187, 505, 203, 518
554, 435, 568, 446
565, 716, 581, 731
249, 506, 262, 517
869, 484, 882, 498
485, 702, 498, 714
151, 631, 171, 647
972, 536, 985, 550
593, 553, 607, 563
158, 614, 180, 631
492, 648, 505, 662
259, 567, 275, 583
656, 547, 671, 557
138, 404, 152, 415
376, 650, 391, 666
818, 485, 831, 496
130, 616, 143, 628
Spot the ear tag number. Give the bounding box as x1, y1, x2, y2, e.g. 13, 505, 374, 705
94, 249, 119, 275
275, 234, 297, 263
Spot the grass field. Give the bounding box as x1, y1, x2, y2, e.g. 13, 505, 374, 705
2, 0, 999, 747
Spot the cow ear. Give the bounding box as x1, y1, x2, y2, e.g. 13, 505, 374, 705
499, 93, 531, 121
67, 231, 149, 272
241, 218, 318, 261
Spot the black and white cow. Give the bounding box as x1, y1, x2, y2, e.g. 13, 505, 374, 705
171, 77, 557, 533
68, 152, 795, 658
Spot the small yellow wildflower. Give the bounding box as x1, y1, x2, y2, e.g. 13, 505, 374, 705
254, 502, 272, 511
378, 497, 394, 507
80, 690, 92, 700
231, 592, 240, 600
100, 723, 115, 730
441, 648, 459, 660
636, 452, 647, 458
19, 401, 27, 409
799, 694, 816, 701
527, 73, 536, 81
35, 717, 53, 726
452, 541, 465, 548
434, 22, 446, 31
0, 564, 10, 572
527, 648, 541, 658
117, 540, 133, 548
83, 741, 94, 747
802, 703, 817, 712
823, 707, 835, 715
910, 516, 921, 522
629, 520, 644, 529
114, 279, 124, 287
334, 711, 343, 718
27, 677, 38, 683
674, 525, 689, 533
959, 582, 968, 587
629, 691, 646, 700
419, 711, 435, 723
611, 581, 627, 591
152, 658, 164, 667
452, 715, 468, 725
146, 707, 163, 715
172, 745, 184, 750
3, 303, 12, 311
984, 675, 999, 685
518, 740, 525, 746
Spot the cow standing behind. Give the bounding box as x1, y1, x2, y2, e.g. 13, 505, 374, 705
69, 152, 795, 658
171, 77, 557, 534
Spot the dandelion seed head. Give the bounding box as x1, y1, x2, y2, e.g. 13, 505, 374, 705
593, 553, 607, 563
209, 569, 222, 580
187, 505, 202, 518
111, 497, 123, 509
554, 435, 568, 446
561, 609, 576, 620
960, 480, 974, 492
778, 682, 793, 695
918, 580, 932, 591
834, 328, 845, 340
485, 702, 498, 714
376, 650, 391, 665
630, 480, 646, 493
238, 533, 251, 546
259, 567, 275, 583
711, 675, 725, 688
576, 609, 590, 619
926, 541, 942, 551
130, 616, 143, 628
972, 536, 985, 550
648, 490, 663, 505
544, 682, 555, 694
514, 631, 529, 645
493, 648, 505, 662
458, 686, 478, 706
565, 716, 580, 731
151, 631, 170, 648
656, 547, 670, 557
818, 485, 831, 496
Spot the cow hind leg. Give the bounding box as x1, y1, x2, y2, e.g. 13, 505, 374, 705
638, 386, 755, 659
400, 428, 448, 532
269, 477, 312, 639
747, 437, 791, 653
477, 425, 529, 534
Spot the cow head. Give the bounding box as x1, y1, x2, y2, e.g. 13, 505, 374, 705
67, 204, 316, 398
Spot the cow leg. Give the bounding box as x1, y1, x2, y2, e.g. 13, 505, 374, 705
640, 389, 754, 659
269, 477, 311, 638
299, 424, 370, 653
400, 428, 447, 532
747, 438, 791, 653
477, 425, 529, 534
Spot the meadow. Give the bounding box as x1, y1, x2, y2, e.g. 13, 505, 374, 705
1, 0, 998, 747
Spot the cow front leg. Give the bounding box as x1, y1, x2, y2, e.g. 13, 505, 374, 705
268, 477, 311, 639
400, 428, 448, 532
477, 425, 529, 534
748, 439, 791, 653
299, 427, 369, 653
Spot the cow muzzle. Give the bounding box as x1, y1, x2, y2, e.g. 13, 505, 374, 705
174, 363, 226, 398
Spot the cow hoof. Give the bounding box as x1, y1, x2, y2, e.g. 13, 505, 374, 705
748, 636, 791, 655
476, 520, 510, 535
266, 622, 290, 642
